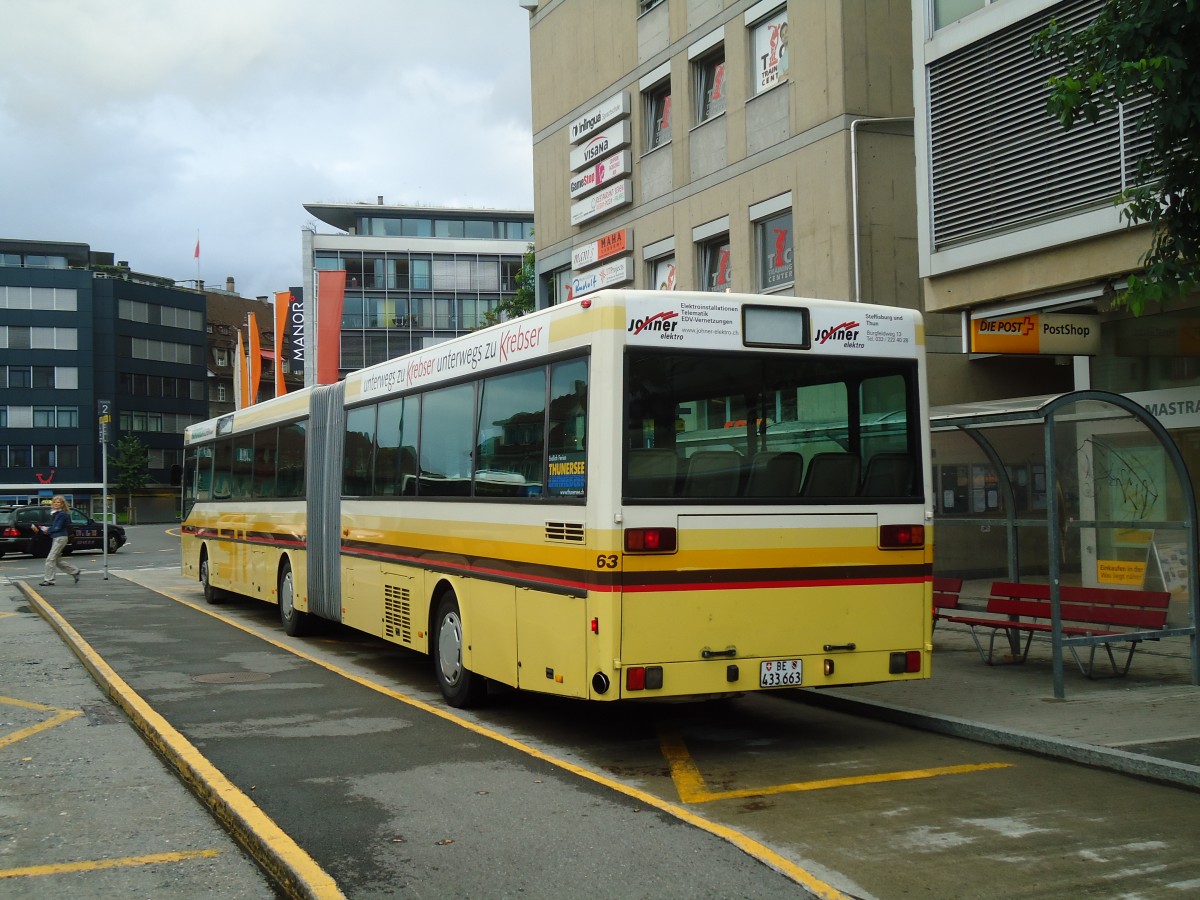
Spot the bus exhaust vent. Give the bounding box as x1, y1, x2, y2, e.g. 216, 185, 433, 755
384, 584, 412, 644
545, 522, 585, 543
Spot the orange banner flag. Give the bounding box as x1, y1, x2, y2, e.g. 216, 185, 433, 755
247, 312, 262, 406
316, 270, 347, 384
274, 291, 291, 397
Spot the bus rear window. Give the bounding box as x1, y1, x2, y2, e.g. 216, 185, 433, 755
624, 350, 920, 502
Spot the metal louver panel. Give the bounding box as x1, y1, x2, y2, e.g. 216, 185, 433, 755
545, 521, 586, 543
928, 0, 1150, 249
384, 584, 412, 643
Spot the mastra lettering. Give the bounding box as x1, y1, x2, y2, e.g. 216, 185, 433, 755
1146, 399, 1200, 418
628, 311, 680, 334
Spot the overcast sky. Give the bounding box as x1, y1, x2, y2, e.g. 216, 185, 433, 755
0, 0, 535, 300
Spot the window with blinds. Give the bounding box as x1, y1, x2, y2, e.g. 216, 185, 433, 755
928, 0, 1152, 249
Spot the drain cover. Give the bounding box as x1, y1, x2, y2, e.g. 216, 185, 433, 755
192, 672, 271, 684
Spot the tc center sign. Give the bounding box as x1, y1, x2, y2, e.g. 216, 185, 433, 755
970, 313, 1101, 355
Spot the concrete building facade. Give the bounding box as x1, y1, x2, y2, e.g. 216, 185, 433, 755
523, 0, 965, 373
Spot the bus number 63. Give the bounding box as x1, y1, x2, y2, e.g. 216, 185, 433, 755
596, 554, 619, 569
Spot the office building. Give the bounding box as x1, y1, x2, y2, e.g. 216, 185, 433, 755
301, 200, 534, 381
0, 239, 207, 510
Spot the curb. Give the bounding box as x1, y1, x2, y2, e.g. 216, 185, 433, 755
19, 581, 346, 900
796, 688, 1200, 793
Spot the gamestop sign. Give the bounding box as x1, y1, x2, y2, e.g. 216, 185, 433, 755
569, 150, 630, 200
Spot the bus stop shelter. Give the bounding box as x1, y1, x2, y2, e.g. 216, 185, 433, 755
930, 390, 1199, 698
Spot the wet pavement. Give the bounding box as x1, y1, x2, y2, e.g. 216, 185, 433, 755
2, 570, 1197, 898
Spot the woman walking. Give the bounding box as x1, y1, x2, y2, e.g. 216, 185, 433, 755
38, 496, 81, 586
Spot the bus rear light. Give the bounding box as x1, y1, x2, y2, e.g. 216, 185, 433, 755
624, 527, 677, 553
625, 665, 663, 691
880, 524, 924, 549
889, 651, 922, 674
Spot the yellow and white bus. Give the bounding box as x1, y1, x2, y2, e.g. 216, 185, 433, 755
182, 290, 932, 706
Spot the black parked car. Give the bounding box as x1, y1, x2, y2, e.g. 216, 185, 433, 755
0, 504, 126, 559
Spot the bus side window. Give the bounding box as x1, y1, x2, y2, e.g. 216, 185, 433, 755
213, 438, 233, 500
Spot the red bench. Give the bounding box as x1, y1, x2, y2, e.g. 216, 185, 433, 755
945, 580, 1171, 677
932, 577, 963, 629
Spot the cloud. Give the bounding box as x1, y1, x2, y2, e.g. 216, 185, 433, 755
0, 0, 534, 297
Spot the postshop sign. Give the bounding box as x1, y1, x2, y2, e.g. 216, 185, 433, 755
970, 313, 1101, 355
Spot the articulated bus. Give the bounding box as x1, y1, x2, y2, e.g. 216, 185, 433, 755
182, 290, 933, 707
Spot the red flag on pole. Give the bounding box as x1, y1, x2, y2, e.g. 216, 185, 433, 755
194, 238, 200, 259
247, 312, 262, 406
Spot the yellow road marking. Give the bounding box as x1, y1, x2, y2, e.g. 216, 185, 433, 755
0, 849, 220, 880
0, 695, 81, 752
138, 578, 854, 900
0, 611, 16, 620
22, 584, 346, 900
659, 728, 1012, 803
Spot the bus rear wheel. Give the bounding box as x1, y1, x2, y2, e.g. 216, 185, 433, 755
279, 560, 309, 636
433, 592, 486, 708
200, 551, 222, 604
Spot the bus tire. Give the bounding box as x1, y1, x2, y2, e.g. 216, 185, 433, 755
433, 592, 487, 708
200, 550, 223, 604
279, 560, 309, 637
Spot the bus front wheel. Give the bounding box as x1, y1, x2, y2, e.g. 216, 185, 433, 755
279, 560, 309, 637
433, 592, 487, 708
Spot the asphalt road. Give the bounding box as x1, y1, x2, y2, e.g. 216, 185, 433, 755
5, 525, 1200, 898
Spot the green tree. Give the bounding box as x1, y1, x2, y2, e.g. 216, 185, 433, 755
1032, 1, 1199, 314
112, 434, 150, 520
482, 239, 536, 328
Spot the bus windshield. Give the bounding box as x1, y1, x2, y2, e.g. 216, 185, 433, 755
624, 349, 920, 502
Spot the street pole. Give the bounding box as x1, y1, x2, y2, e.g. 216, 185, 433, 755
98, 399, 111, 581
